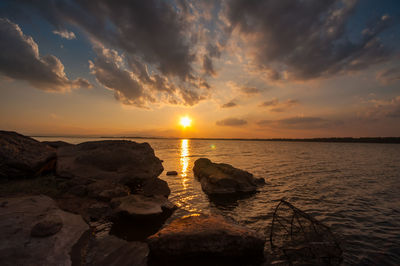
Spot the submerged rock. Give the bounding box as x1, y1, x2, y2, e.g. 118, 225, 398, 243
0, 195, 89, 266
0, 131, 56, 179
193, 158, 265, 194
166, 171, 178, 176
147, 214, 265, 262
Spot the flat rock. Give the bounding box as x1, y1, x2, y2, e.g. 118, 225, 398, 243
85, 235, 149, 266
0, 131, 56, 179
112, 194, 176, 216
56, 140, 163, 182
0, 195, 89, 266
31, 215, 63, 237
147, 214, 265, 260
193, 158, 265, 194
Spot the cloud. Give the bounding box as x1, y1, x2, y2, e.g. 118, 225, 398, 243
221, 101, 237, 108
89, 44, 206, 107
52, 29, 76, 40
257, 116, 342, 129
0, 18, 91, 92
259, 98, 299, 112
203, 55, 216, 76
240, 87, 261, 95
362, 96, 400, 119
216, 117, 247, 126
227, 0, 394, 81
377, 66, 400, 85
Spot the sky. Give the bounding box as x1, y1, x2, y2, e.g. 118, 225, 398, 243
1, 0, 400, 138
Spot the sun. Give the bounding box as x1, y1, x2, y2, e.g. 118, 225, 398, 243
180, 116, 192, 128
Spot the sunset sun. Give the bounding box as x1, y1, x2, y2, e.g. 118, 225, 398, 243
180, 116, 192, 128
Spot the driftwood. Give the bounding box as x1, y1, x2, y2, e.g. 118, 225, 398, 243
269, 199, 342, 265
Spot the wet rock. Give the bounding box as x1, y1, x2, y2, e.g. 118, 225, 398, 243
56, 140, 163, 181
166, 171, 178, 176
31, 215, 63, 237
42, 140, 73, 149
147, 214, 265, 261
112, 194, 176, 217
193, 158, 265, 194
0, 131, 56, 179
87, 202, 112, 222
0, 195, 89, 266
87, 181, 129, 202
86, 235, 149, 266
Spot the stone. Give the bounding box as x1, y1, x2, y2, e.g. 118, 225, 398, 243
0, 195, 89, 266
0, 131, 56, 179
193, 158, 265, 194
31, 215, 63, 237
85, 235, 149, 266
166, 171, 178, 176
87, 181, 129, 202
56, 140, 163, 181
112, 194, 176, 217
147, 214, 265, 261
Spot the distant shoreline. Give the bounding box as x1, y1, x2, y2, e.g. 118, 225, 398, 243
32, 135, 400, 144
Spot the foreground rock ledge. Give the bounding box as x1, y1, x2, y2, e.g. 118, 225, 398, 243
147, 214, 265, 261
193, 158, 265, 194
0, 195, 88, 266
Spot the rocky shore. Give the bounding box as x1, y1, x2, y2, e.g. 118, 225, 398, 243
0, 131, 267, 265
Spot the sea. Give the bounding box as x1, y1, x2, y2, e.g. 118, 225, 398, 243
34, 137, 400, 265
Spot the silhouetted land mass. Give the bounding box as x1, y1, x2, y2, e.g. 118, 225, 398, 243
32, 135, 400, 144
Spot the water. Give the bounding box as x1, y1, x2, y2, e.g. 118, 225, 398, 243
35, 137, 400, 265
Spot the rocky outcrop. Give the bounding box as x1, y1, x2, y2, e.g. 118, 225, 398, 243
112, 194, 176, 217
42, 140, 73, 149
0, 195, 89, 266
147, 214, 265, 261
193, 158, 265, 194
0, 131, 56, 179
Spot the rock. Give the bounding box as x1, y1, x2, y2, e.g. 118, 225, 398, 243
85, 235, 149, 266
166, 171, 178, 176
142, 178, 170, 197
42, 140, 73, 149
193, 158, 265, 194
112, 194, 176, 217
56, 140, 163, 181
87, 181, 129, 202
147, 214, 265, 261
0, 195, 89, 266
31, 215, 63, 237
0, 131, 56, 179
87, 202, 112, 221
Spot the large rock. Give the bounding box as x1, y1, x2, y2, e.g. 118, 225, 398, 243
0, 195, 89, 266
0, 131, 56, 179
193, 158, 265, 194
57, 140, 163, 181
147, 214, 265, 260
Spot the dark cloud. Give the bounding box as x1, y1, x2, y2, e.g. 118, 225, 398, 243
216, 118, 247, 126
240, 87, 261, 95
228, 0, 394, 80
203, 55, 216, 76
377, 66, 400, 84
7, 0, 195, 80
257, 117, 342, 129
0, 18, 91, 92
221, 101, 237, 108
259, 98, 299, 112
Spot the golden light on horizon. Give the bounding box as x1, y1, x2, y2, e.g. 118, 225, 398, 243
179, 116, 192, 128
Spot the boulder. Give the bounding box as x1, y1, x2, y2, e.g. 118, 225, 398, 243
0, 131, 56, 179
0, 195, 89, 266
193, 158, 265, 194
56, 140, 163, 182
147, 214, 265, 260
112, 194, 176, 217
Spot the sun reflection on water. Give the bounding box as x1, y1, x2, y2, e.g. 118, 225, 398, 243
180, 139, 190, 189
